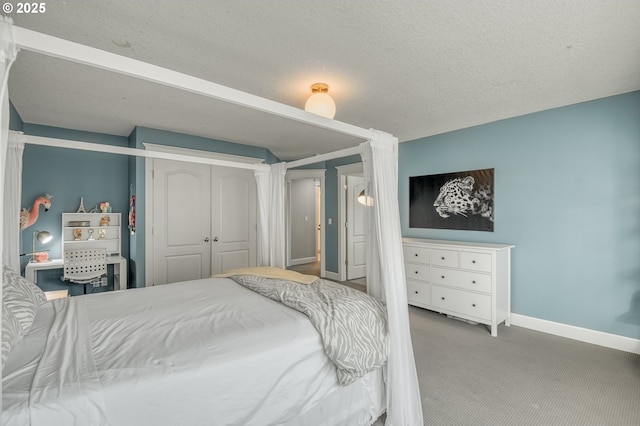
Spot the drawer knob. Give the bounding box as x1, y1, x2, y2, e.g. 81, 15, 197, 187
414, 271, 419, 274
414, 253, 418, 257
441, 297, 445, 300
415, 290, 419, 294
472, 303, 476, 307
472, 280, 476, 284
441, 275, 445, 279
441, 256, 445, 260
472, 260, 476, 263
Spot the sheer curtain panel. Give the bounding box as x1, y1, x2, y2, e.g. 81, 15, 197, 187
3, 132, 24, 270
254, 163, 287, 268
254, 168, 271, 266
269, 163, 286, 269
0, 16, 18, 379
362, 130, 423, 426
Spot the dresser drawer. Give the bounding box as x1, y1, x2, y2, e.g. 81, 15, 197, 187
430, 249, 458, 268
405, 246, 430, 264
404, 262, 429, 282
431, 267, 492, 293
406, 280, 430, 306
460, 251, 492, 272
431, 285, 491, 321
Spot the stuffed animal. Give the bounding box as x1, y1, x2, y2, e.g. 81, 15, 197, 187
20, 194, 53, 230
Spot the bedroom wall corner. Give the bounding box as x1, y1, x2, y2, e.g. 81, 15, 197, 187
398, 90, 640, 341
127, 127, 141, 288
9, 101, 23, 131
20, 124, 130, 295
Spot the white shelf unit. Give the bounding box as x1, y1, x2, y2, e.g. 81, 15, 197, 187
403, 238, 514, 337
62, 212, 121, 257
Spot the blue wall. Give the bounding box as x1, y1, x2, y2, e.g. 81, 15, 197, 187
399, 91, 640, 339
9, 102, 23, 131
14, 121, 280, 292
12, 91, 640, 341
19, 124, 130, 295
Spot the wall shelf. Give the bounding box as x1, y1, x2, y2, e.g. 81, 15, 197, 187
62, 212, 121, 257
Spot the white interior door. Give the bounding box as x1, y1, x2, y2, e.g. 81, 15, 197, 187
347, 175, 366, 279
210, 166, 257, 275
153, 159, 211, 285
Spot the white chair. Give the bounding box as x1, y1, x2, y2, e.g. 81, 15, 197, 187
63, 248, 107, 294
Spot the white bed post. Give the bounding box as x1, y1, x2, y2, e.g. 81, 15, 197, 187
362, 130, 423, 426
8, 23, 425, 424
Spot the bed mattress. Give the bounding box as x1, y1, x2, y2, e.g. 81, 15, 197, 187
2, 277, 384, 426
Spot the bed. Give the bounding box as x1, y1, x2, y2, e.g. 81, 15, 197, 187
2, 266, 386, 425
0, 19, 423, 425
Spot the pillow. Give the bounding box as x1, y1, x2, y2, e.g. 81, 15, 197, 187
2, 301, 24, 367
2, 265, 46, 333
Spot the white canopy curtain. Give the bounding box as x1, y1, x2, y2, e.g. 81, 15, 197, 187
362, 131, 423, 425
3, 21, 423, 425
0, 15, 18, 379
254, 168, 271, 266
269, 163, 287, 268
2, 131, 24, 271
254, 162, 286, 268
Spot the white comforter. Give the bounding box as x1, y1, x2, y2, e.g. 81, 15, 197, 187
2, 278, 368, 426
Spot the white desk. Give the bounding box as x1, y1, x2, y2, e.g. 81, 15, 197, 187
25, 256, 127, 291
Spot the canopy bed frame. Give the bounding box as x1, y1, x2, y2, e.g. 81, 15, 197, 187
0, 19, 422, 425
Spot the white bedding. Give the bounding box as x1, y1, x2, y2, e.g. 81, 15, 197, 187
2, 277, 385, 426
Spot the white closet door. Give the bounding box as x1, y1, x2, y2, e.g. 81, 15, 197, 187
210, 166, 257, 275
153, 159, 211, 285
347, 175, 367, 280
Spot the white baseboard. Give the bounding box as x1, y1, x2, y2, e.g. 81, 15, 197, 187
324, 271, 340, 281
510, 314, 640, 355
289, 257, 318, 266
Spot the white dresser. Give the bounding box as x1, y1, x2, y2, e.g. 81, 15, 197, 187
403, 238, 514, 336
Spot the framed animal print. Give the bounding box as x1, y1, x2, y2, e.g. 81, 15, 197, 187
409, 168, 494, 231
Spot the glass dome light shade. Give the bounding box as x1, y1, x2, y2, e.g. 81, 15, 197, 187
305, 92, 336, 119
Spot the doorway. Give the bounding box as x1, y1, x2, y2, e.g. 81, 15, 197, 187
285, 169, 326, 277
336, 162, 367, 282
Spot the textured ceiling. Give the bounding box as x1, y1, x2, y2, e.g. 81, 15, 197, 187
7, 0, 640, 160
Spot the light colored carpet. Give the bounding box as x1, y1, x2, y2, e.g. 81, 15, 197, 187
289, 262, 640, 425
409, 306, 640, 425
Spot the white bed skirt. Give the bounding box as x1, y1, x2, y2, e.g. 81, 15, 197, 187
288, 368, 386, 426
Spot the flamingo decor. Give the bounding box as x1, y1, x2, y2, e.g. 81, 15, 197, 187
20, 194, 53, 231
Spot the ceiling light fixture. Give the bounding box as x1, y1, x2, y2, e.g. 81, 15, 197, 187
304, 83, 336, 119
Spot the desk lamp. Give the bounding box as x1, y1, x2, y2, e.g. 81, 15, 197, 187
31, 230, 52, 262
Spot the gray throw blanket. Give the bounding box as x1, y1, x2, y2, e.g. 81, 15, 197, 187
230, 275, 389, 385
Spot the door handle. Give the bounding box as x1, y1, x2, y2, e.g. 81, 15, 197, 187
213, 237, 219, 242
204, 237, 210, 242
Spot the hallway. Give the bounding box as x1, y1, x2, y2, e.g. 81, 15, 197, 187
288, 261, 366, 292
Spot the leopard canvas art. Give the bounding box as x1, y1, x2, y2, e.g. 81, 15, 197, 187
409, 168, 494, 231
